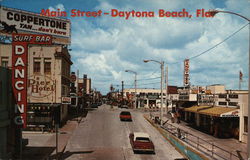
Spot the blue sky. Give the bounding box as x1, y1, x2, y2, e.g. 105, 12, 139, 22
1, 0, 249, 94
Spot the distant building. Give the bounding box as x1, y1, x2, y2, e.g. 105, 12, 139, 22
72, 75, 92, 109
124, 86, 178, 109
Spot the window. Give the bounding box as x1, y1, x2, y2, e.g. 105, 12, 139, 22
219, 102, 227, 105
1, 57, 8, 67
44, 58, 51, 74
244, 116, 248, 133
228, 102, 238, 106
219, 94, 227, 98
229, 94, 238, 99
33, 58, 41, 73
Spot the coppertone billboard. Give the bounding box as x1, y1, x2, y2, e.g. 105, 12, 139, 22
0, 6, 71, 44
12, 33, 52, 128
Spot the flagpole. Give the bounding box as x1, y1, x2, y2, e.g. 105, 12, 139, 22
239, 71, 242, 90
239, 71, 241, 90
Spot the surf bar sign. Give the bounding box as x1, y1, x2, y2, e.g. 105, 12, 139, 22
12, 33, 52, 128
0, 6, 71, 44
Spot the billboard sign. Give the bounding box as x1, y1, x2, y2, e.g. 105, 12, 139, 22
12, 33, 52, 128
0, 6, 71, 44
220, 109, 239, 117
184, 59, 190, 87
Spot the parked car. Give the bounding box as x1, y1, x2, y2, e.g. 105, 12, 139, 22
129, 132, 155, 154
119, 111, 132, 121
121, 104, 128, 109
91, 103, 99, 108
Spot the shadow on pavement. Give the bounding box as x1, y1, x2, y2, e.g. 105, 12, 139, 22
22, 146, 55, 160
49, 150, 94, 159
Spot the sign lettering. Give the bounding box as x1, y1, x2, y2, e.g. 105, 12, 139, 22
12, 33, 52, 128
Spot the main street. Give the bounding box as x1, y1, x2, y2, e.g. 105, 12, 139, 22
63, 104, 183, 160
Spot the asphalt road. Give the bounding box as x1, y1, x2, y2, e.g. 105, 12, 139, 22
64, 104, 184, 160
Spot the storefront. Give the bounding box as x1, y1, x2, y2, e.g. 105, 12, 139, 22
199, 107, 239, 138
27, 103, 60, 131
184, 106, 240, 138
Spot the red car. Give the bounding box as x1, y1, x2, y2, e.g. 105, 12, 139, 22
129, 132, 155, 154
120, 111, 132, 121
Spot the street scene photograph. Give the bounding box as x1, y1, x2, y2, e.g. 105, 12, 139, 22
0, 0, 249, 159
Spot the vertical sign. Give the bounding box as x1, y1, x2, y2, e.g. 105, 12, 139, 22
184, 59, 190, 87
12, 33, 52, 128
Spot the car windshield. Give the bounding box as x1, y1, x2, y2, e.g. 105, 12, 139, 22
136, 137, 150, 142
120, 112, 130, 115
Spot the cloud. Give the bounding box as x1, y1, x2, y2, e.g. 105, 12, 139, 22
69, 0, 249, 94
48, 3, 65, 11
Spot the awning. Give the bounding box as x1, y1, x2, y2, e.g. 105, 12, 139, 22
28, 103, 61, 107
199, 107, 239, 117
184, 105, 212, 113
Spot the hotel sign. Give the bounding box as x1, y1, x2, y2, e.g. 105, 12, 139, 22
28, 75, 55, 98
12, 33, 52, 128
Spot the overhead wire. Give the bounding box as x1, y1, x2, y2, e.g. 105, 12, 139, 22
169, 22, 249, 64
137, 76, 161, 81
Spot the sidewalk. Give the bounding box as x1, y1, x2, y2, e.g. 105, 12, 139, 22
22, 119, 80, 160
147, 112, 247, 160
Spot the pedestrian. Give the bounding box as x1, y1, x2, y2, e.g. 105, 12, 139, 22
171, 112, 175, 123
176, 111, 181, 124
177, 128, 181, 138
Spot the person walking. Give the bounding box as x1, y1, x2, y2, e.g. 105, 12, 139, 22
176, 111, 181, 124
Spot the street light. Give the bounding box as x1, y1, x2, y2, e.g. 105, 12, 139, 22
208, 9, 250, 158
143, 59, 164, 126
125, 70, 137, 108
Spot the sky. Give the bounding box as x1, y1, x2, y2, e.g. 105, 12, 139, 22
1, 0, 249, 94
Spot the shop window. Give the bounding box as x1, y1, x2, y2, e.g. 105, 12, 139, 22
1, 57, 9, 67
44, 58, 51, 74
33, 58, 41, 73
219, 102, 227, 105
244, 116, 248, 133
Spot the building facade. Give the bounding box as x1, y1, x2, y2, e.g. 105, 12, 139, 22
0, 43, 72, 130
124, 86, 178, 109
0, 67, 20, 159
181, 85, 248, 142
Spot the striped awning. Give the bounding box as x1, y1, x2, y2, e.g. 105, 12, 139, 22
184, 106, 212, 113
199, 107, 239, 117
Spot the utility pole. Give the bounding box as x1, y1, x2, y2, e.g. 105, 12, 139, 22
160, 61, 164, 126
143, 59, 164, 126
125, 70, 137, 108
135, 74, 137, 108
165, 65, 168, 113
122, 81, 124, 104
76, 70, 79, 122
